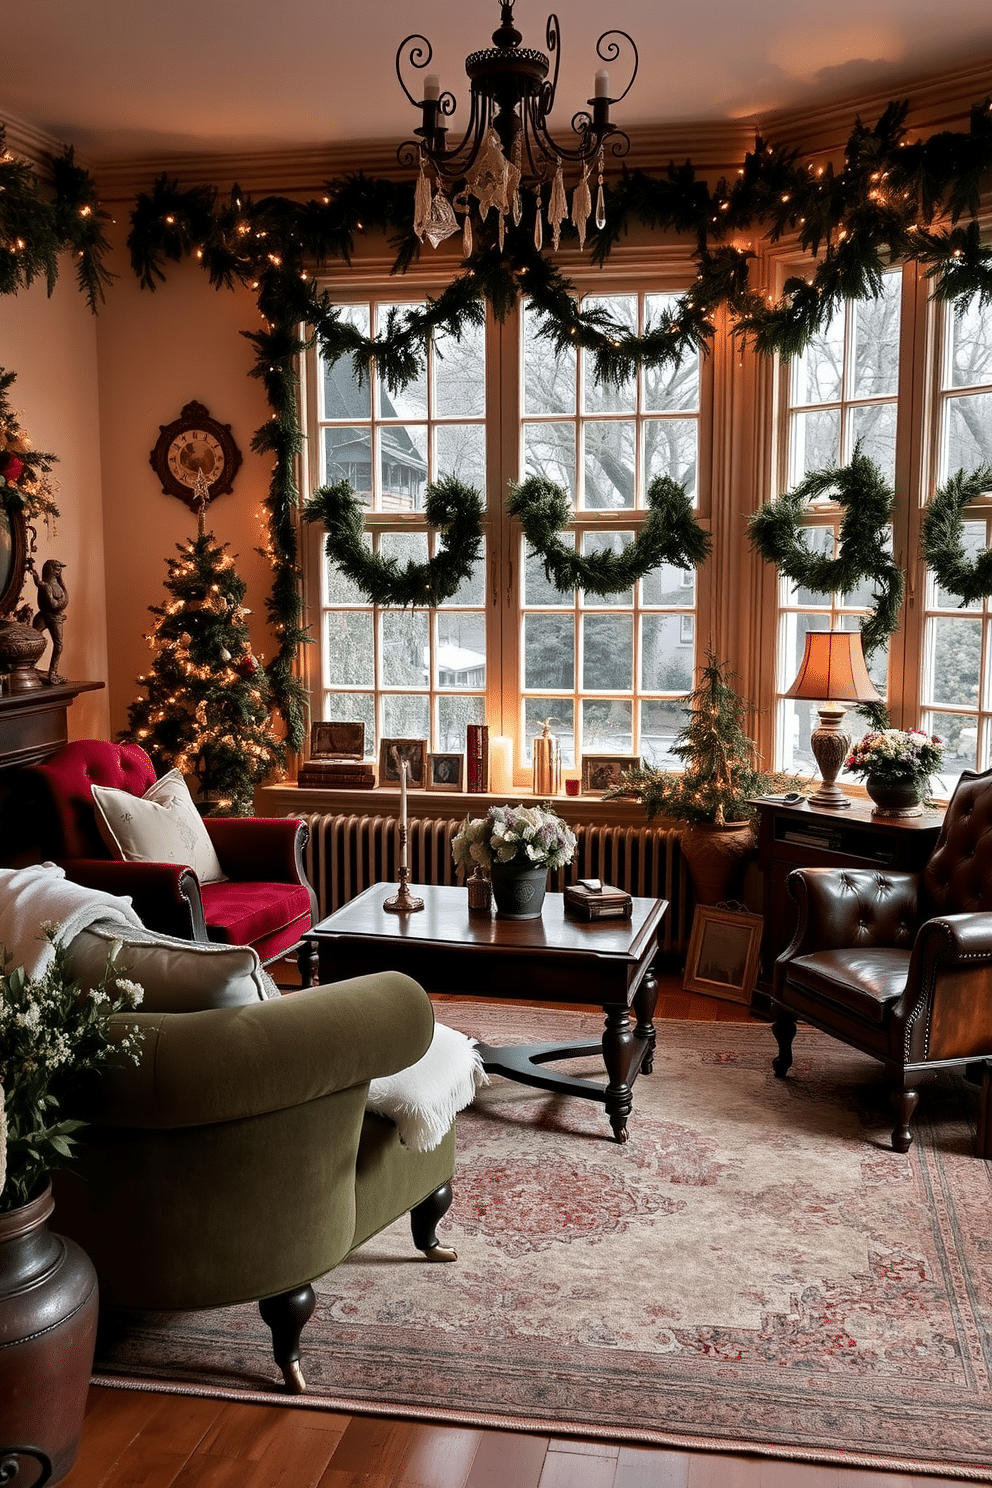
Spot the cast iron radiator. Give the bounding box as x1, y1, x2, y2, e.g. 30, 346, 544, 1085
299, 812, 691, 955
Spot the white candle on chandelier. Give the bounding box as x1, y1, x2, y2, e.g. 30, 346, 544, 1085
424, 74, 440, 101
594, 68, 610, 98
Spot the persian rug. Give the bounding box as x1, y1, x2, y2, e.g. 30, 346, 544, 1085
93, 1002, 992, 1479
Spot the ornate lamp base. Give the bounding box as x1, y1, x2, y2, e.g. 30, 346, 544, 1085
383, 865, 425, 913
807, 703, 853, 810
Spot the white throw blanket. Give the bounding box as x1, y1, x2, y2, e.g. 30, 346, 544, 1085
367, 1023, 488, 1152
0, 862, 142, 977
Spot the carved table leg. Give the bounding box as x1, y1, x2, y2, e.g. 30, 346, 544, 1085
411, 1181, 458, 1262
632, 968, 658, 1076
602, 1005, 636, 1144
890, 1086, 919, 1153
296, 939, 317, 988
259, 1283, 316, 1393
771, 1012, 797, 1078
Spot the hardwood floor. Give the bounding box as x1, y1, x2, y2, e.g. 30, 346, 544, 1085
61, 980, 968, 1488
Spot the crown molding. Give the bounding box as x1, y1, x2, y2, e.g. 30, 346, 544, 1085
19, 53, 992, 205
0, 107, 86, 176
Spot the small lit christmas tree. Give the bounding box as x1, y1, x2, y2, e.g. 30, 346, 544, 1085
125, 484, 285, 814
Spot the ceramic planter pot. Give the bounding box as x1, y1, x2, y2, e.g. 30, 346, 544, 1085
490, 861, 548, 919
0, 1182, 99, 1484
680, 820, 755, 906
864, 775, 924, 818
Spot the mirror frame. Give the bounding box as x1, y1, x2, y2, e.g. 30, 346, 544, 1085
0, 501, 30, 620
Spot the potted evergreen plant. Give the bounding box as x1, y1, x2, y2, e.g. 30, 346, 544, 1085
606, 653, 808, 903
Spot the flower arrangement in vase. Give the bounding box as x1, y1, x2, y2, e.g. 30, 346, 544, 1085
452, 803, 577, 919
844, 728, 944, 817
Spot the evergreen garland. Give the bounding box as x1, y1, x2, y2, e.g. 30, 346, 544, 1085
507, 474, 711, 596
747, 448, 904, 657
125, 89, 992, 742
304, 476, 485, 608
920, 465, 992, 604
0, 128, 111, 311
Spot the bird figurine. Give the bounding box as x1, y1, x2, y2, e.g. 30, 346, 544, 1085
30, 558, 68, 684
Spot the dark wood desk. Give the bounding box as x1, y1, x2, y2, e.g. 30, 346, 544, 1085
308, 883, 669, 1144
753, 794, 944, 990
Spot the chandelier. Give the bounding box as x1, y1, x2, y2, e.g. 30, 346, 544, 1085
396, 1, 637, 254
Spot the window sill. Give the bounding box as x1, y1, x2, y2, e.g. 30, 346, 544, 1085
258, 782, 672, 828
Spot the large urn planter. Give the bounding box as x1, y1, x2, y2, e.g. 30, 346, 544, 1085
490, 861, 548, 919
680, 820, 755, 906
864, 775, 924, 819
0, 1183, 99, 1485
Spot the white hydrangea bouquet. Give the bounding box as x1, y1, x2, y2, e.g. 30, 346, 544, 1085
452, 803, 577, 873
0, 929, 145, 1211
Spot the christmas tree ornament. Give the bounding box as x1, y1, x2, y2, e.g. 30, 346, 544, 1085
239, 653, 261, 676
219, 647, 232, 662
532, 717, 562, 796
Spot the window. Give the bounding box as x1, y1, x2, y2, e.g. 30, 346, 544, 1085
307, 279, 704, 781
920, 296, 992, 792
775, 271, 901, 774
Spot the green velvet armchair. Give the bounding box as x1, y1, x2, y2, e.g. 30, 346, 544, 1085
51, 971, 457, 1392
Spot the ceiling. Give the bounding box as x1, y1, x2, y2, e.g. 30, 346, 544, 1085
3, 0, 992, 164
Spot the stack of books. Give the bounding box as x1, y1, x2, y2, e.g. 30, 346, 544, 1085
564, 881, 633, 920
466, 723, 490, 793
298, 721, 375, 789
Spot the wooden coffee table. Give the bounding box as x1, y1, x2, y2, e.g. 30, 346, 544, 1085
307, 883, 668, 1143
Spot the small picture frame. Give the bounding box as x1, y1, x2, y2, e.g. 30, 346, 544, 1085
379, 737, 427, 788
683, 905, 764, 1005
581, 755, 640, 794
310, 720, 364, 759
428, 752, 464, 791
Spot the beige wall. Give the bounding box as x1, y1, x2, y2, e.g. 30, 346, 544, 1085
94, 219, 277, 739
1, 263, 110, 739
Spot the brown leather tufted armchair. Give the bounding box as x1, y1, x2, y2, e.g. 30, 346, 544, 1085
771, 767, 992, 1154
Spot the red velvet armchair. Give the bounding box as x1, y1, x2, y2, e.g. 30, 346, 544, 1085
28, 739, 317, 982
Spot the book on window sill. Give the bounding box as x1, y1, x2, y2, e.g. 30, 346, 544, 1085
298, 769, 376, 788
466, 723, 489, 793
299, 759, 375, 776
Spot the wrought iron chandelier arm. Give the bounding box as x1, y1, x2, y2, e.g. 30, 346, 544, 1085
596, 30, 638, 105
543, 14, 562, 115
425, 90, 491, 182
395, 34, 434, 108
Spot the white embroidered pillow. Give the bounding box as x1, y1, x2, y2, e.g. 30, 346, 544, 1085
91, 768, 227, 884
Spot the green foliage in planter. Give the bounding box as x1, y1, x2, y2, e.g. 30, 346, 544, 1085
606, 653, 808, 824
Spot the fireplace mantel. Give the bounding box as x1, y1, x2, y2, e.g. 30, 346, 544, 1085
0, 679, 105, 772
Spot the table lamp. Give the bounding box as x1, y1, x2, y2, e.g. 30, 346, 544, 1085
784, 630, 881, 809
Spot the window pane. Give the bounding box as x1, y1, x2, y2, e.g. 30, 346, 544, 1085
581, 532, 633, 607
441, 549, 486, 608
644, 296, 699, 410
583, 296, 636, 414
434, 322, 485, 417
792, 320, 844, 405
640, 699, 688, 767
926, 710, 978, 776
642, 561, 695, 607
789, 408, 840, 482
325, 612, 373, 686
523, 698, 574, 767
583, 421, 636, 508
378, 305, 427, 418
381, 610, 429, 687
947, 297, 992, 390
382, 694, 430, 740
851, 279, 900, 398
379, 531, 428, 567
524, 545, 573, 606
438, 694, 485, 751
644, 418, 698, 502
325, 544, 369, 605
324, 426, 372, 501
524, 614, 575, 689
436, 613, 485, 688
850, 402, 896, 484
319, 691, 375, 759
945, 393, 992, 476
582, 698, 632, 753
380, 425, 427, 510
524, 422, 576, 493
436, 424, 485, 492
641, 614, 694, 691
926, 617, 982, 706
786, 527, 834, 606
932, 521, 986, 609
323, 350, 370, 421
582, 614, 633, 690
523, 304, 575, 415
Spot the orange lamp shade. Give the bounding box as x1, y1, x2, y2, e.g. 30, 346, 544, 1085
784, 630, 881, 704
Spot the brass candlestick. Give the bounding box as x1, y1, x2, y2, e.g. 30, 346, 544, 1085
384, 824, 424, 912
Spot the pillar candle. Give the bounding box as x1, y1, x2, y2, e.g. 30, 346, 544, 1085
595, 69, 610, 98
490, 736, 513, 793
399, 760, 408, 870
